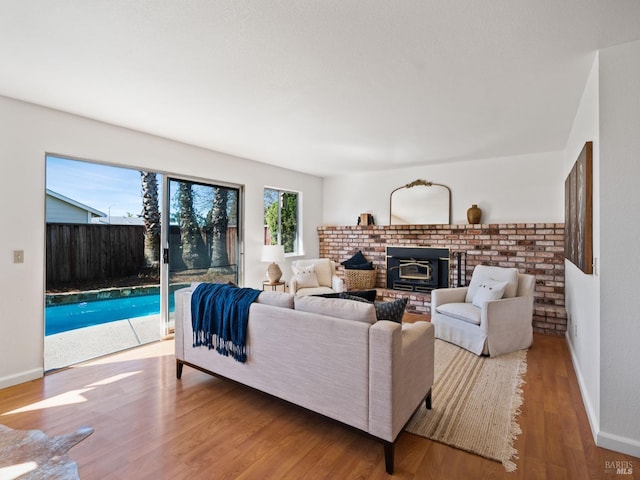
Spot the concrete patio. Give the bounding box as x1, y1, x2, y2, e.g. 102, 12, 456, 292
44, 314, 170, 371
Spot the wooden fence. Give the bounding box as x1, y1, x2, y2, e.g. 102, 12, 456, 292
46, 224, 145, 287
46, 224, 240, 287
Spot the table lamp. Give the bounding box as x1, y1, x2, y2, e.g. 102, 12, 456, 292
261, 244, 285, 283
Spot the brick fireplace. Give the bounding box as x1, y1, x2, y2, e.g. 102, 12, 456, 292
318, 223, 566, 335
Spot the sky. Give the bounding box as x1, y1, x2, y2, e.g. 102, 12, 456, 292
46, 155, 148, 217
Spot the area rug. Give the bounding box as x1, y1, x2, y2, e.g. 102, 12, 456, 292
0, 424, 93, 480
405, 340, 527, 472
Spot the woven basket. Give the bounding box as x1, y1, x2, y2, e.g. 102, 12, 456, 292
344, 268, 377, 290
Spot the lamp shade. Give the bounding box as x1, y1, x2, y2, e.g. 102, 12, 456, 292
261, 244, 285, 263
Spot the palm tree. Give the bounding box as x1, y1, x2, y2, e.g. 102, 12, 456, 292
204, 187, 230, 268
140, 171, 160, 267
177, 182, 209, 269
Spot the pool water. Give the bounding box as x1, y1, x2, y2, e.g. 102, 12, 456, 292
45, 294, 174, 336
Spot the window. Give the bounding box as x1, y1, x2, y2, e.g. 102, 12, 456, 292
264, 188, 299, 254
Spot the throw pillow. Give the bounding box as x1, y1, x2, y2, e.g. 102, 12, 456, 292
338, 289, 377, 302
340, 294, 372, 304
374, 297, 408, 323
337, 294, 407, 323
472, 279, 509, 308
344, 261, 374, 270
465, 266, 519, 302
292, 264, 320, 289
313, 292, 341, 299
341, 250, 367, 268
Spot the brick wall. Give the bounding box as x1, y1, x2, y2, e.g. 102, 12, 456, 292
318, 223, 566, 335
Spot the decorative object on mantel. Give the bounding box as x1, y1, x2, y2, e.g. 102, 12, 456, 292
0, 423, 94, 479
390, 179, 452, 225
467, 204, 482, 224
261, 244, 285, 283
357, 213, 375, 226
564, 141, 593, 274
405, 340, 527, 472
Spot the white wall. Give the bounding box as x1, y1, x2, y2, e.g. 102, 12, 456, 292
0, 95, 323, 388
563, 54, 601, 438
323, 151, 564, 226
597, 39, 640, 456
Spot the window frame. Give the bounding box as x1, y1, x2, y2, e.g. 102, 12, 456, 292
264, 187, 300, 255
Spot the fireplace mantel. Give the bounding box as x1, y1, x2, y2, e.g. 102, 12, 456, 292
318, 223, 566, 335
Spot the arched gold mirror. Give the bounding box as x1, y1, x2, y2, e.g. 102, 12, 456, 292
390, 179, 451, 225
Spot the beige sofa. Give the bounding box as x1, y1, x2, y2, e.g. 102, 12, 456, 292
175, 286, 434, 474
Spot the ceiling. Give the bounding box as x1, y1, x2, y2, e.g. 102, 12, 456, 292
2, 1, 640, 177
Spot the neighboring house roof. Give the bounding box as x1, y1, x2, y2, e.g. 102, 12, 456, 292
46, 189, 107, 217
46, 189, 109, 224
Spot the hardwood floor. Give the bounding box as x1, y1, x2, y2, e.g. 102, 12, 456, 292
1, 333, 637, 479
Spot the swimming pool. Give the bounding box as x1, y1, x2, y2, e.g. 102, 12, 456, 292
45, 294, 174, 336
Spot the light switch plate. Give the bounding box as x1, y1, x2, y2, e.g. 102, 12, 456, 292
13, 250, 24, 263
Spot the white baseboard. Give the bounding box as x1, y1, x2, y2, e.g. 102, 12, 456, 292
565, 332, 600, 442
0, 368, 43, 390
598, 431, 640, 458
566, 333, 640, 459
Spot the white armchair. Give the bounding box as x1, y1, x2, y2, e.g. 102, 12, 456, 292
290, 258, 345, 296
431, 265, 535, 357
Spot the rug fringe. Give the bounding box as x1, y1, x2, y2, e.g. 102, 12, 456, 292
502, 349, 528, 472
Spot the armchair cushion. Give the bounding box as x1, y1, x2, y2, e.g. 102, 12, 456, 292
292, 264, 320, 288
465, 266, 518, 302
436, 303, 481, 325
471, 279, 508, 308
293, 259, 333, 287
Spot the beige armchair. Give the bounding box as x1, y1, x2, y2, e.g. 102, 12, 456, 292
290, 258, 345, 296
431, 265, 535, 357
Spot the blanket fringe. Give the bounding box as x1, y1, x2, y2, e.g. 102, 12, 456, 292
193, 332, 247, 363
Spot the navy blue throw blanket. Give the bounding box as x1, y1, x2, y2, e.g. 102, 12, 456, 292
191, 283, 261, 363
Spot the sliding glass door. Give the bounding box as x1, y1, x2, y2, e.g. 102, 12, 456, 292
163, 177, 242, 332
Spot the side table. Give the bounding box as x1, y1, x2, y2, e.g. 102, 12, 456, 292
262, 281, 286, 292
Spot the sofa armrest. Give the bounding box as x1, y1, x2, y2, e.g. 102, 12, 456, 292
482, 295, 534, 356
431, 287, 468, 309
369, 321, 434, 442
332, 275, 345, 293
174, 287, 196, 361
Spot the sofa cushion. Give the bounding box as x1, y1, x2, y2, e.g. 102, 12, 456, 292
472, 279, 508, 308
436, 302, 481, 325
340, 294, 407, 323
256, 291, 294, 309
292, 264, 320, 288
295, 286, 337, 296
294, 295, 377, 324
465, 266, 519, 303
